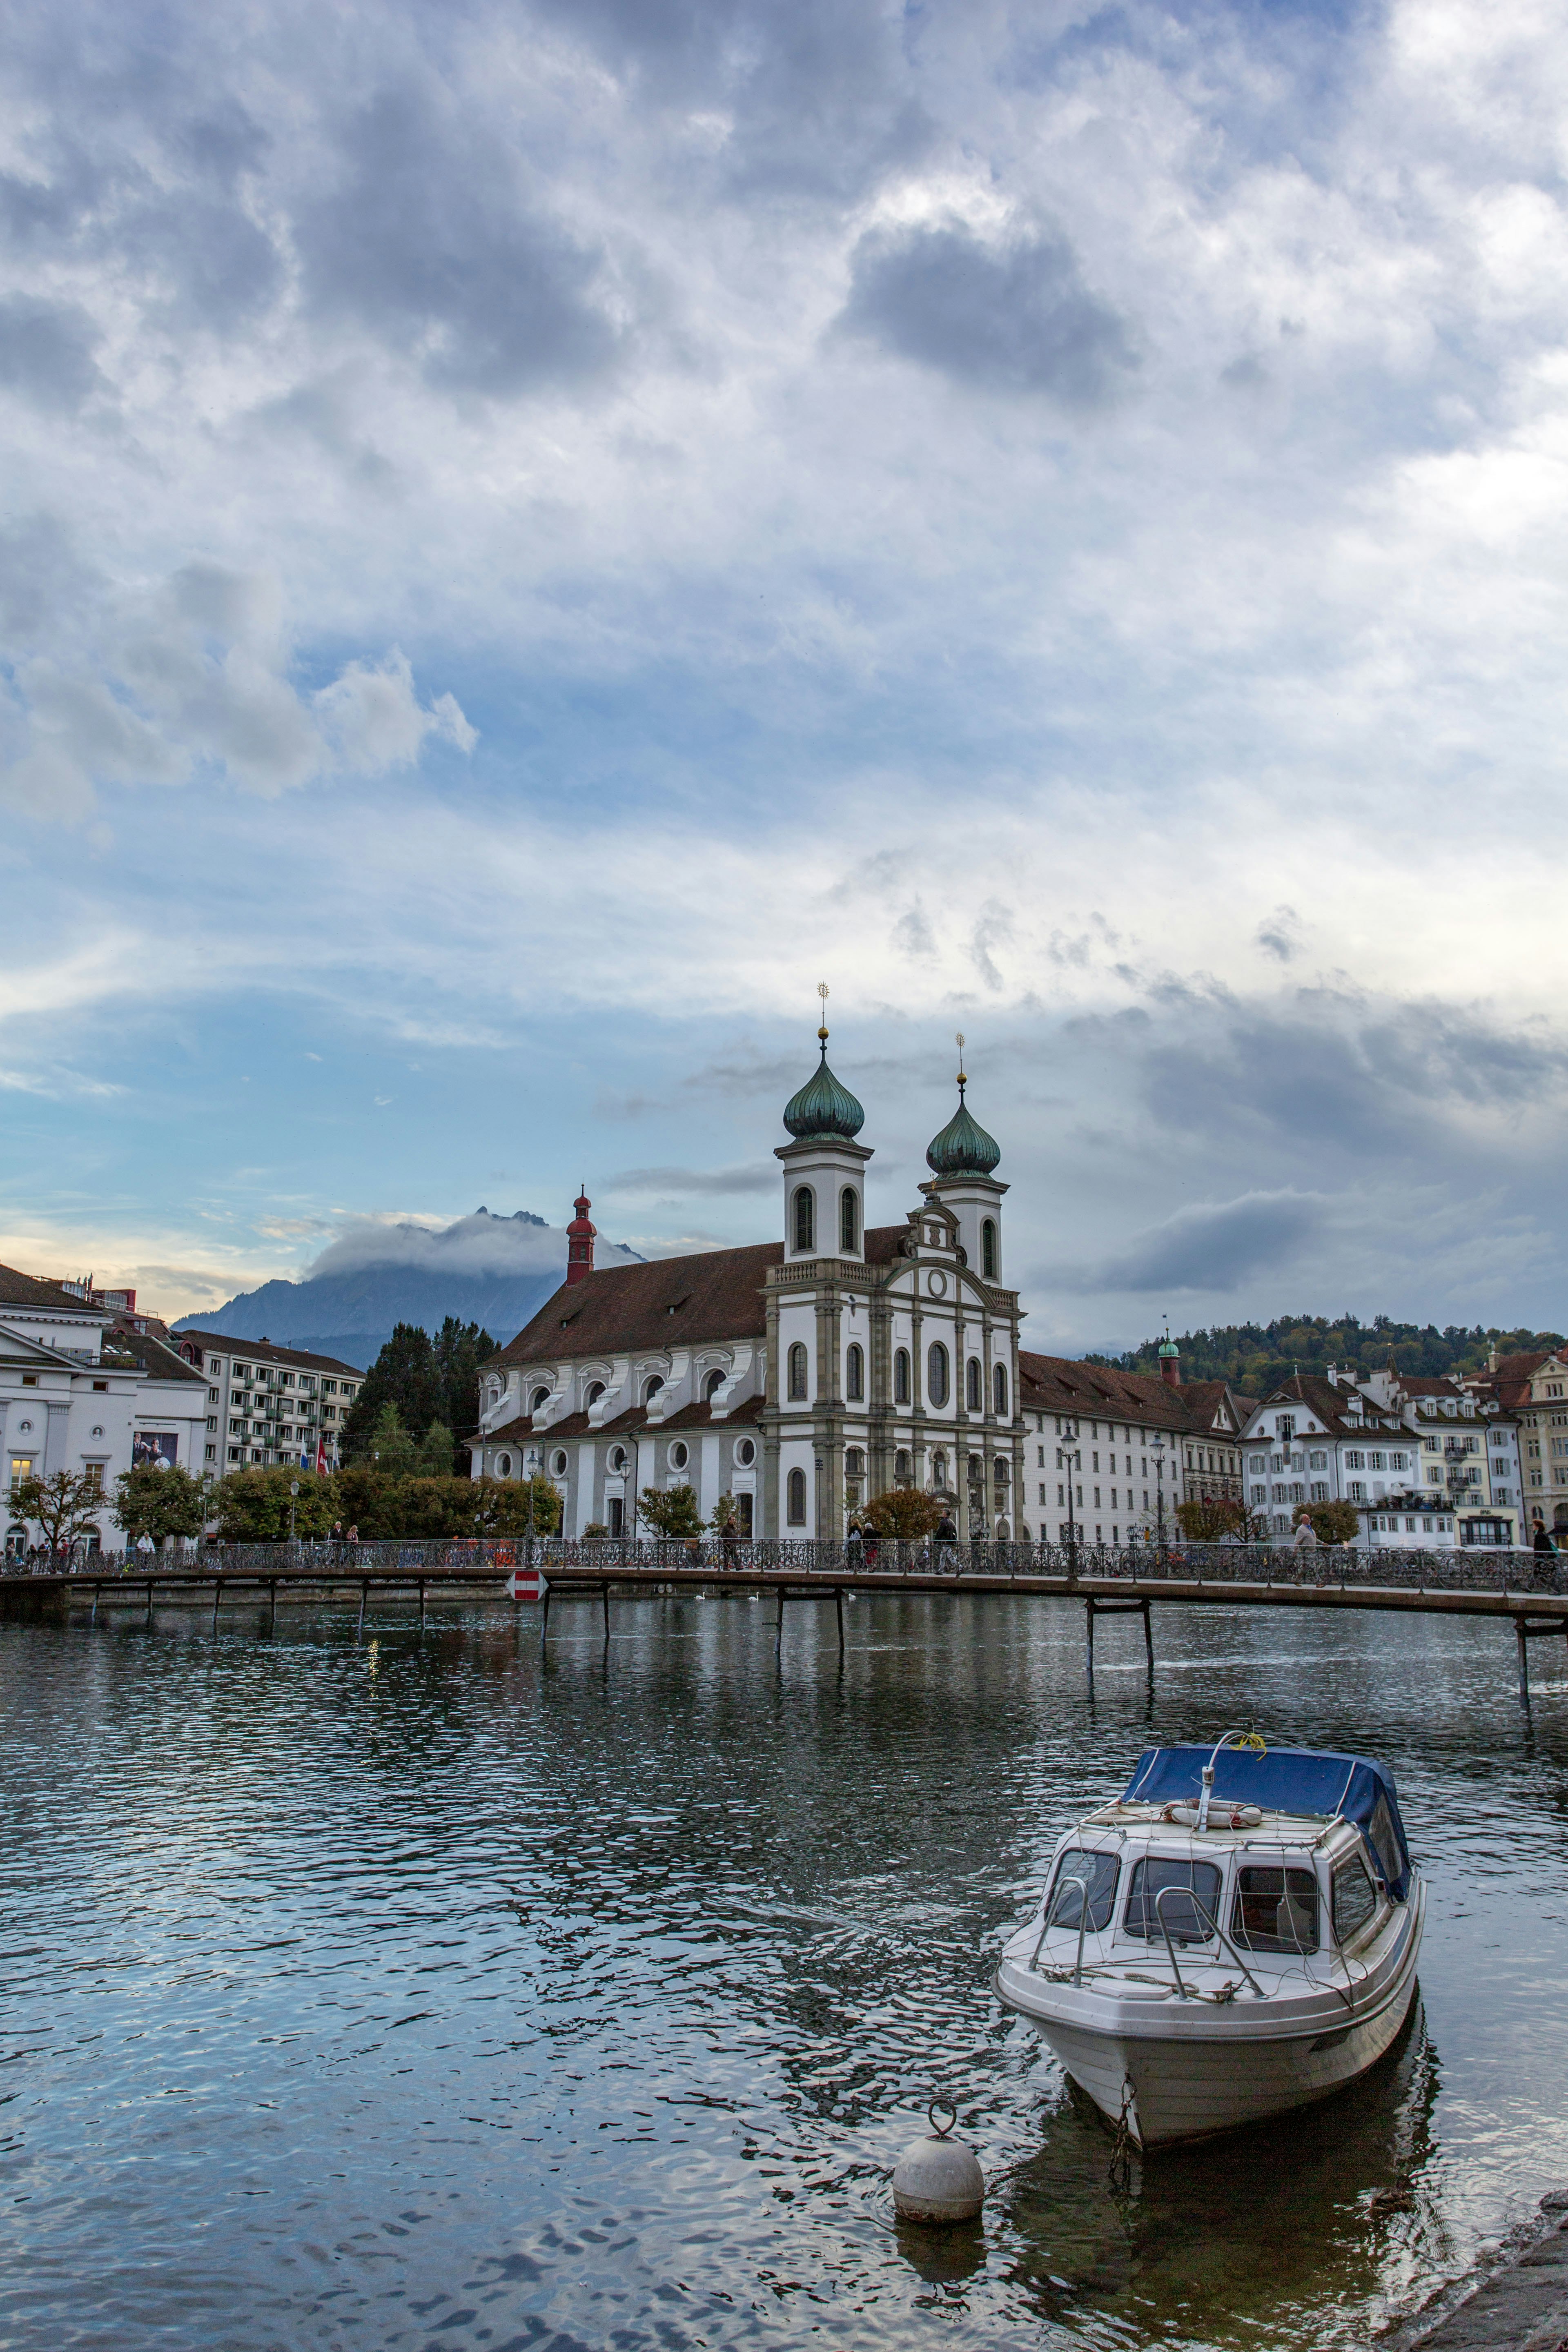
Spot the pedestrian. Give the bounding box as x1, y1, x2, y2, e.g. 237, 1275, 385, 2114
935, 1510, 957, 1571
863, 1528, 879, 1568
846, 1519, 863, 1560
720, 1512, 739, 1571
1292, 1514, 1319, 1550
1533, 1521, 1557, 1557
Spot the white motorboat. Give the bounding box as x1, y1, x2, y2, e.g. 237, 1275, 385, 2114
996, 1733, 1425, 2150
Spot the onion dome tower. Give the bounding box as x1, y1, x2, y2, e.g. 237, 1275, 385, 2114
776, 985, 872, 1260
922, 1035, 1008, 1282
566, 1188, 596, 1286
1158, 1326, 1181, 1386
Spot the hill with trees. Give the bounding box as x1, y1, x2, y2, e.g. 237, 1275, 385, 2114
1091, 1314, 1565, 1396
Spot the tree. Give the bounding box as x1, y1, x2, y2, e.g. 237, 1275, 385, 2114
113, 1464, 207, 1544
432, 1318, 497, 1448
475, 1474, 562, 1537
1175, 1497, 1261, 1543
709, 1490, 739, 1534
11, 1469, 107, 1553
860, 1488, 944, 1539
340, 1324, 445, 1460
638, 1484, 704, 1538
365, 1401, 416, 1479
1294, 1499, 1360, 1546
210, 1468, 339, 1542
414, 1419, 455, 1478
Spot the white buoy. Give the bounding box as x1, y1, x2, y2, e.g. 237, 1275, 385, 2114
892, 2100, 984, 2224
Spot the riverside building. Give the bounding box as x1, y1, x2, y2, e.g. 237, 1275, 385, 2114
174, 1334, 365, 1470
470, 1028, 1029, 1540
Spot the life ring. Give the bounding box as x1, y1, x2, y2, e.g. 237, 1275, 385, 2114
1160, 1800, 1263, 1830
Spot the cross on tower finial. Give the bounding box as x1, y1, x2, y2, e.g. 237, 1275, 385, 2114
955, 1029, 966, 1094
817, 979, 829, 1052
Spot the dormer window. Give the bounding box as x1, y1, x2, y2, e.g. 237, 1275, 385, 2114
586, 1380, 606, 1407
531, 1386, 550, 1414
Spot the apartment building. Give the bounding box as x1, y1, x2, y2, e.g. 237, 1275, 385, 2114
1464, 1351, 1568, 1539
174, 1334, 365, 1471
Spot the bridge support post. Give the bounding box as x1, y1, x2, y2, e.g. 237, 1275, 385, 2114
145, 1579, 154, 1632
602, 1581, 610, 1649
268, 1577, 277, 1634
212, 1579, 221, 1635
1085, 1595, 1154, 1687
357, 1580, 368, 1635
836, 1587, 845, 1657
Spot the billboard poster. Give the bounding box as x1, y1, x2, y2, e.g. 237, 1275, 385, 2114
133, 1431, 179, 1470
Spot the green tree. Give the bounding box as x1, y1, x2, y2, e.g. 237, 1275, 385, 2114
637, 1484, 704, 1538
859, 1488, 944, 1539
1174, 1497, 1261, 1543
113, 1464, 207, 1544
709, 1490, 739, 1534
210, 1468, 339, 1541
340, 1323, 445, 1460
11, 1469, 107, 1553
414, 1419, 455, 1477
1294, 1499, 1360, 1546
476, 1474, 562, 1537
365, 1401, 416, 1479
432, 1318, 497, 1448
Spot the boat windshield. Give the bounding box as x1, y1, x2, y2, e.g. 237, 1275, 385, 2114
1231, 1865, 1320, 1954
1045, 1848, 1119, 1932
1124, 1857, 1222, 1945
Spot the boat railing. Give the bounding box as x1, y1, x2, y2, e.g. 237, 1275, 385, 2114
1031, 1873, 1092, 1981
1186, 1893, 1265, 1997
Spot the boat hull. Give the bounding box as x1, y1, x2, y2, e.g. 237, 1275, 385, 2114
999, 1885, 1425, 2149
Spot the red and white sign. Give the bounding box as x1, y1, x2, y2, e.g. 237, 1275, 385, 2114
509, 1567, 549, 1603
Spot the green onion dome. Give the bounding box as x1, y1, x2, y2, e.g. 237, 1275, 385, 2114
926, 1082, 1001, 1178
783, 1043, 865, 1142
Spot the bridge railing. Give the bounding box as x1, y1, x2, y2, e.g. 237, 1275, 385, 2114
18, 1533, 1564, 1595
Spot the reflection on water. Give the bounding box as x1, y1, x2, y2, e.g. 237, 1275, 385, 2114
0, 1590, 1564, 2350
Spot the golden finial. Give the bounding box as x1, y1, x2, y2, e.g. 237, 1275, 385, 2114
955, 1029, 966, 1089
817, 980, 829, 1044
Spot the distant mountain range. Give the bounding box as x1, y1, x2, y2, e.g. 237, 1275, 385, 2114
173, 1206, 642, 1371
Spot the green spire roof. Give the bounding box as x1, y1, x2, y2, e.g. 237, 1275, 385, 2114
783, 1044, 865, 1143
926, 1082, 1001, 1178
1158, 1337, 1180, 1359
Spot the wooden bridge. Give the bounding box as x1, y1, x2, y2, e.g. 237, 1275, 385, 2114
4, 1538, 1566, 1702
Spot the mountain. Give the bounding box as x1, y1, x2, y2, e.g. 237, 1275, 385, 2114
173, 1206, 642, 1368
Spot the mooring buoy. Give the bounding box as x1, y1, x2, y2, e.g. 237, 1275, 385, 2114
891, 2099, 984, 2224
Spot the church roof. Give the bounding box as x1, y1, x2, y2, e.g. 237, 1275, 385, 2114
495, 1229, 910, 1364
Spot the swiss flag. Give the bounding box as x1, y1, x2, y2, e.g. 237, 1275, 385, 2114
316, 1439, 327, 1474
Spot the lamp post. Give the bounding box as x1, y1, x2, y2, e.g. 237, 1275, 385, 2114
1061, 1420, 1082, 1584
1150, 1433, 1167, 1552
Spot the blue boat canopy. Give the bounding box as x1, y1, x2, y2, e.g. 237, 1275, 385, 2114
1122, 1743, 1413, 1902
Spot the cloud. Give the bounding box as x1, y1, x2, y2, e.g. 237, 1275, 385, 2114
0, 296, 103, 410
836, 217, 1137, 408
1060, 1189, 1330, 1294
1255, 906, 1303, 963
606, 1163, 775, 1196
306, 1207, 566, 1281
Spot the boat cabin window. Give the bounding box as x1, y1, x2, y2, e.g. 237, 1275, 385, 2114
1045, 1849, 1119, 1932
1124, 1858, 1222, 1945
1230, 1866, 1320, 1955
1331, 1855, 1379, 1944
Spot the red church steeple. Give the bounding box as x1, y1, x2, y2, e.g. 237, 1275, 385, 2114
566, 1187, 596, 1285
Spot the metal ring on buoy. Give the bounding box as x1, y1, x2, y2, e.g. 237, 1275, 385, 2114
927, 2098, 957, 2140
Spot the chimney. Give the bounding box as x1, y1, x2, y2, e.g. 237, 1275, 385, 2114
566, 1189, 596, 1287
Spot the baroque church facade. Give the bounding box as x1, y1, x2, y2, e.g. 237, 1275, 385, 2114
469, 1029, 1027, 1541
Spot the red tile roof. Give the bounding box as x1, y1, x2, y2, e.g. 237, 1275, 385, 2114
1018, 1351, 1196, 1434
0, 1262, 101, 1312
176, 1331, 367, 1376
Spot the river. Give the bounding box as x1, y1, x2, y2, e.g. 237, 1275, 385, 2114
1, 1590, 1564, 2349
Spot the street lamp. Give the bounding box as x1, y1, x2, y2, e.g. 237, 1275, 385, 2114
1060, 1420, 1082, 1581
1150, 1433, 1167, 1551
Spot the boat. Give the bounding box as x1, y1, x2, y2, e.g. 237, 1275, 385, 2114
995, 1732, 1425, 2149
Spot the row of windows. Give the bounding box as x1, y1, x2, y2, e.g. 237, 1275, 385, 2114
784, 1340, 1009, 1413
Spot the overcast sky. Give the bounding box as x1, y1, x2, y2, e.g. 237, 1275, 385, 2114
0, 0, 1564, 1352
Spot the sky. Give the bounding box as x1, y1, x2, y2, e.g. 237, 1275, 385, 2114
0, 0, 1565, 1355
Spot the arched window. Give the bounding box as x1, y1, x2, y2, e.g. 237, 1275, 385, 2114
531, 1386, 550, 1414
894, 1347, 911, 1405
993, 1363, 1009, 1418
927, 1342, 950, 1408
793, 1187, 814, 1253
981, 1218, 998, 1279
895, 1450, 912, 1483
932, 1449, 948, 1489
845, 1447, 864, 1479
840, 1187, 858, 1252
966, 1356, 982, 1411
704, 1368, 726, 1401
787, 1342, 809, 1401
845, 1342, 864, 1401
786, 1467, 807, 1524
643, 1374, 664, 1404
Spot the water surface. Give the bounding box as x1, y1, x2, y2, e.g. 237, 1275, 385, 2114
2, 1589, 1565, 2349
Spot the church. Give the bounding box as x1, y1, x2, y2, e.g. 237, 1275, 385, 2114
468, 1022, 1027, 1541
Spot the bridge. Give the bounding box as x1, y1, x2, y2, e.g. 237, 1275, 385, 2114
3, 1537, 1565, 1702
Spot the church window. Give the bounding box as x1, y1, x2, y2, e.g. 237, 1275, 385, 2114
927, 1343, 950, 1408
497, 1453, 512, 1477
669, 1442, 688, 1471
586, 1380, 605, 1407
793, 1187, 814, 1253
966, 1357, 982, 1412
840, 1187, 858, 1252
787, 1342, 809, 1401
609, 1447, 628, 1472
994, 1363, 1009, 1418
932, 1449, 948, 1488
643, 1374, 664, 1404
846, 1448, 864, 1478
846, 1343, 864, 1401
787, 1468, 807, 1524
894, 1348, 911, 1404
895, 1450, 912, 1483
981, 1218, 997, 1279
552, 1450, 568, 1475
704, 1368, 726, 1401
736, 1438, 755, 1467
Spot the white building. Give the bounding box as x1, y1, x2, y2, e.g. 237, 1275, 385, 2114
1017, 1349, 1245, 1546
1358, 1369, 1520, 1546
1240, 1372, 1466, 1547
2, 1263, 209, 1559
470, 1035, 1027, 1539
173, 1334, 365, 1471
